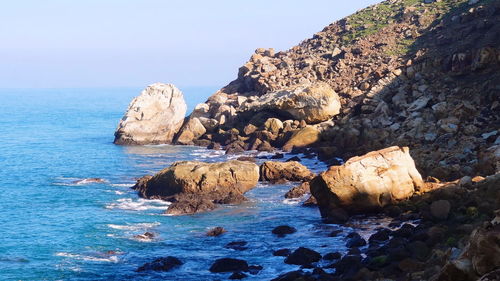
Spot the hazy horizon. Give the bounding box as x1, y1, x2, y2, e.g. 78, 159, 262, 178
1, 0, 381, 89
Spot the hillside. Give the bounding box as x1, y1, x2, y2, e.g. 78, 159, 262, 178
175, 0, 500, 181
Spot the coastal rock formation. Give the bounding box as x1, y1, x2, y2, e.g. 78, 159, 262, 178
260, 161, 314, 183
169, 0, 499, 182
133, 160, 259, 214
310, 146, 424, 217
114, 83, 187, 145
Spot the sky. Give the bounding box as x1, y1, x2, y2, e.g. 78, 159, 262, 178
0, 0, 381, 89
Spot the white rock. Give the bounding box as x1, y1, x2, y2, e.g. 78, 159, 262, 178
114, 83, 187, 145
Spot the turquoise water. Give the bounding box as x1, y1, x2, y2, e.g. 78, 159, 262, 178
0, 88, 380, 280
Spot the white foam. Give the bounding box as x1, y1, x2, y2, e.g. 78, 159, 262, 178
107, 222, 160, 231
55, 252, 119, 263
105, 198, 171, 211
110, 183, 134, 188
283, 198, 301, 205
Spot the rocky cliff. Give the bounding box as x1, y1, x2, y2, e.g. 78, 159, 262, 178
177, 0, 500, 180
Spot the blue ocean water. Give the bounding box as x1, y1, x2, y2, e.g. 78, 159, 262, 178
0, 88, 384, 280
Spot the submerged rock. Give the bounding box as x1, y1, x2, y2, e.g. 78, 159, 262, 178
272, 225, 297, 237
114, 83, 187, 145
284, 247, 321, 265
206, 227, 226, 237
209, 258, 249, 273
136, 256, 183, 272
311, 146, 424, 218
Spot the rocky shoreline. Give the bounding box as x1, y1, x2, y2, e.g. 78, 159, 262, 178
113, 0, 499, 280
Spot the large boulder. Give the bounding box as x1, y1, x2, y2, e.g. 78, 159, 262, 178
310, 146, 424, 217
134, 160, 259, 199
260, 161, 314, 182
133, 160, 259, 214
242, 82, 341, 124
114, 83, 187, 145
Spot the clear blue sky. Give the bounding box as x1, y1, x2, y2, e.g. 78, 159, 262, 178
0, 0, 381, 88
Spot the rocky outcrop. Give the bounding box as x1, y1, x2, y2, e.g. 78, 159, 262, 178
241, 82, 341, 124
167, 0, 499, 183
114, 83, 187, 145
133, 160, 259, 214
260, 161, 314, 183
310, 146, 424, 217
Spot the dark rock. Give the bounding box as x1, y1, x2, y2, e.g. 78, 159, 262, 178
369, 228, 391, 243
284, 182, 310, 199
272, 225, 297, 237
225, 241, 248, 251
324, 252, 342, 260
166, 195, 216, 215
323, 208, 350, 224
334, 255, 362, 276
133, 231, 155, 240
248, 265, 263, 275
392, 223, 415, 238
284, 247, 322, 265
213, 192, 247, 205
206, 227, 226, 237
271, 270, 305, 281
229, 272, 247, 279
286, 156, 302, 162
271, 153, 285, 159
407, 241, 430, 261
136, 256, 183, 272
346, 232, 366, 248
384, 205, 403, 218
273, 248, 291, 256
209, 258, 249, 273
348, 247, 361, 255
302, 195, 317, 207
328, 229, 343, 237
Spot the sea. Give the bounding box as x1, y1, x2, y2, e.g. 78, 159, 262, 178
0, 88, 388, 280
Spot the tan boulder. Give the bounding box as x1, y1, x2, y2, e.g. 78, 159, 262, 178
175, 117, 207, 145
260, 161, 314, 183
282, 126, 320, 151
263, 118, 284, 134
134, 160, 259, 199
114, 83, 187, 145
242, 82, 341, 124
310, 146, 424, 216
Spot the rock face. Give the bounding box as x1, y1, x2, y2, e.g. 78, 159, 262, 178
133, 160, 259, 214
260, 161, 314, 182
114, 83, 187, 145
241, 82, 341, 124
310, 146, 424, 217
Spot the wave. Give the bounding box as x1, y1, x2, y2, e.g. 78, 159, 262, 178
109, 183, 134, 188
107, 222, 160, 231
55, 252, 119, 263
53, 177, 107, 186
105, 198, 171, 211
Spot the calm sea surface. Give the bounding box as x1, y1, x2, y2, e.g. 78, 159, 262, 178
0, 88, 382, 280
